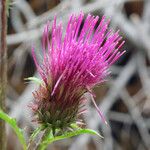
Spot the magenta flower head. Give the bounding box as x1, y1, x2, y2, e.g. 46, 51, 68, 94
31, 13, 125, 133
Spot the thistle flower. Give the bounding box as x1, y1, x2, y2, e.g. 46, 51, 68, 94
31, 13, 125, 133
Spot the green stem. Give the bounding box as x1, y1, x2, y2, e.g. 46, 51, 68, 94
0, 110, 27, 150
36, 128, 52, 150
27, 125, 45, 150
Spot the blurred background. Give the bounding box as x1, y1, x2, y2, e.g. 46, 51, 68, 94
5, 0, 150, 149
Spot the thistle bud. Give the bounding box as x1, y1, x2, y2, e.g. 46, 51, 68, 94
31, 13, 125, 133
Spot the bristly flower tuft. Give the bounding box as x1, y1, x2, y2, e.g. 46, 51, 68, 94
31, 13, 125, 134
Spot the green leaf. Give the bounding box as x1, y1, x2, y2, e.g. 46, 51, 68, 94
39, 128, 103, 150
24, 77, 43, 85
0, 109, 27, 150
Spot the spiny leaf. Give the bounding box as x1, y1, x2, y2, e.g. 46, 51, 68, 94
0, 109, 27, 150
39, 128, 103, 150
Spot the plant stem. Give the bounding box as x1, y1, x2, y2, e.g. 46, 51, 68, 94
0, 0, 7, 149
36, 128, 52, 150
27, 125, 44, 150
0, 110, 27, 150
